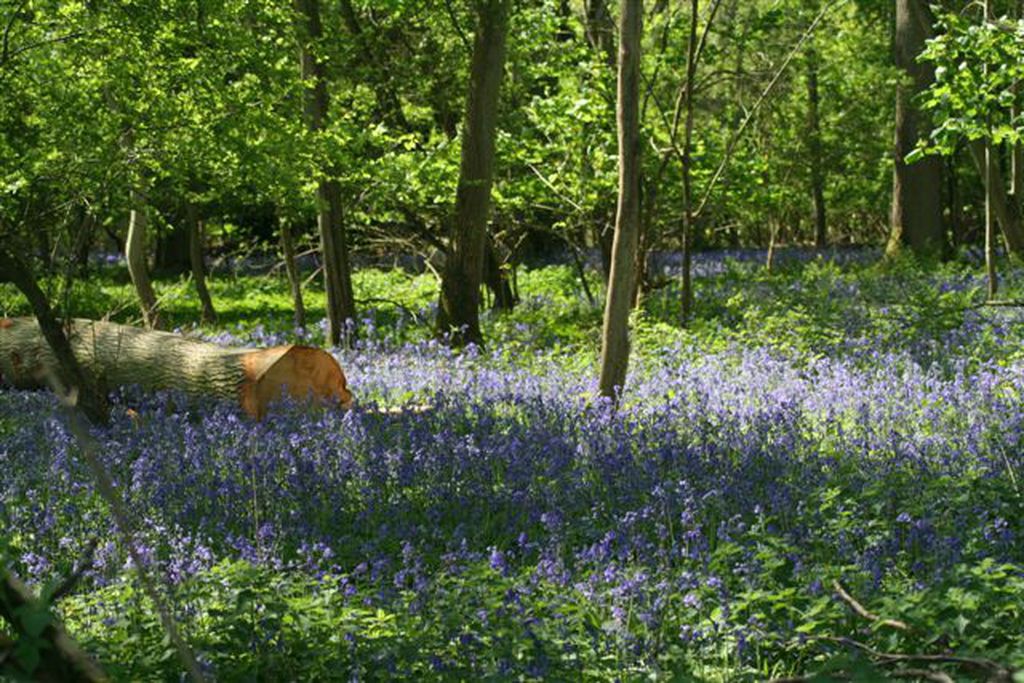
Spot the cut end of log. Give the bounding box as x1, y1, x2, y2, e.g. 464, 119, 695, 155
240, 345, 353, 420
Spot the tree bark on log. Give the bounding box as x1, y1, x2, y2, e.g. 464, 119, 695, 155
0, 318, 352, 419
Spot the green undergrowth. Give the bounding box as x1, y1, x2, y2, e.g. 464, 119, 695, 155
3, 252, 1022, 367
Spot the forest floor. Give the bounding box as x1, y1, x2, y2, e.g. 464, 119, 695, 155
3, 248, 1024, 681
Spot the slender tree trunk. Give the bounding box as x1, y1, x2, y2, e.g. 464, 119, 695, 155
968, 140, 1024, 258
635, 176, 663, 308
986, 141, 998, 298
571, 239, 597, 306
1013, 0, 1023, 207
156, 223, 191, 274
585, 0, 617, 69
0, 250, 109, 425
887, 0, 945, 258
598, 0, 642, 399
984, 0, 998, 298
947, 150, 963, 248
126, 187, 161, 329
680, 0, 698, 323
294, 0, 356, 346
483, 237, 516, 310
437, 0, 511, 347
596, 223, 614, 280
186, 202, 216, 324
73, 207, 96, 277
279, 214, 307, 330
807, 46, 827, 248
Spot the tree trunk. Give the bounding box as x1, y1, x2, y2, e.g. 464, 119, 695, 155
947, 150, 963, 247
318, 178, 356, 346
185, 204, 216, 324
294, 0, 356, 346
968, 140, 1024, 258
0, 252, 109, 425
0, 318, 352, 420
437, 0, 511, 347
585, 0, 617, 70
598, 0, 642, 399
279, 213, 307, 330
887, 0, 945, 258
73, 206, 96, 277
596, 222, 614, 280
155, 223, 191, 275
807, 46, 827, 248
1013, 0, 1023, 208
680, 0, 698, 323
986, 140, 998, 298
125, 187, 161, 329
483, 237, 516, 310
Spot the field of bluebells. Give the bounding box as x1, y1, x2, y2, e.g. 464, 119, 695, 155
3, 250, 1024, 681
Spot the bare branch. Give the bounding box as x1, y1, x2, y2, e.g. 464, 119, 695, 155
832, 579, 911, 631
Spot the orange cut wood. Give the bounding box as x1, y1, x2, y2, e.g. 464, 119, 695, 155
239, 345, 353, 419
0, 318, 353, 419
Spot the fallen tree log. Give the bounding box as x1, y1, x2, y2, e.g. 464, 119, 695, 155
0, 318, 352, 419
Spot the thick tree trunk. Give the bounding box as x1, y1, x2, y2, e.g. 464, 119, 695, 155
0, 318, 352, 420
437, 0, 511, 346
279, 214, 307, 330
295, 0, 356, 346
186, 203, 216, 324
887, 0, 945, 258
126, 188, 161, 329
968, 140, 1024, 258
807, 46, 827, 248
598, 0, 642, 399
0, 252, 109, 425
